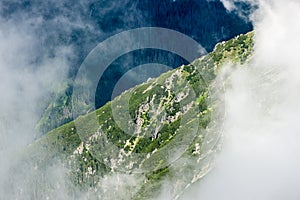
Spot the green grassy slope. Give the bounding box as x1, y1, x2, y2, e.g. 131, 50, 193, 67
27, 31, 254, 199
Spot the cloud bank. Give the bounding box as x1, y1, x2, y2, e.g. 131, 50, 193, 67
0, 4, 73, 199
183, 0, 300, 199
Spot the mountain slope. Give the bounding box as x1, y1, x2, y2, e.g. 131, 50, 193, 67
20, 0, 254, 134
24, 31, 254, 199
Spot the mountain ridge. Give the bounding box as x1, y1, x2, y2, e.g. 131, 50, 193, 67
22, 31, 254, 199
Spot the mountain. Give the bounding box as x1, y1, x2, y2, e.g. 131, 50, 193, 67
4, 0, 254, 134
16, 31, 254, 199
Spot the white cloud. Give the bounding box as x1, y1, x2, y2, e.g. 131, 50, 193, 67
0, 7, 72, 199
182, 0, 300, 199
220, 0, 237, 11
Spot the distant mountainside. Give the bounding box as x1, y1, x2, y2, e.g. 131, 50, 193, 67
17, 31, 254, 199
2, 0, 254, 133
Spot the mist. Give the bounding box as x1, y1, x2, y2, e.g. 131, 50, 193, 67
0, 3, 74, 199
182, 0, 300, 199
0, 1, 157, 199
0, 0, 292, 199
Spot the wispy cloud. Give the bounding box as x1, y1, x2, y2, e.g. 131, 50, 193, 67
183, 0, 300, 199
0, 1, 146, 198
0, 2, 74, 198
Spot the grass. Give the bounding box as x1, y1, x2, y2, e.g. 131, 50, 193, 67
26, 31, 255, 199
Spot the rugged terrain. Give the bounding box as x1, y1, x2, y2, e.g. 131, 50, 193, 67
19, 31, 254, 199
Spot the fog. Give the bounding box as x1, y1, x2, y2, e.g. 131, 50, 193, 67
182, 0, 300, 199
0, 1, 154, 199
0, 4, 73, 199
1, 0, 299, 199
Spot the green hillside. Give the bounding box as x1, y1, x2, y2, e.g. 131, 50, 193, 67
25, 31, 254, 199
